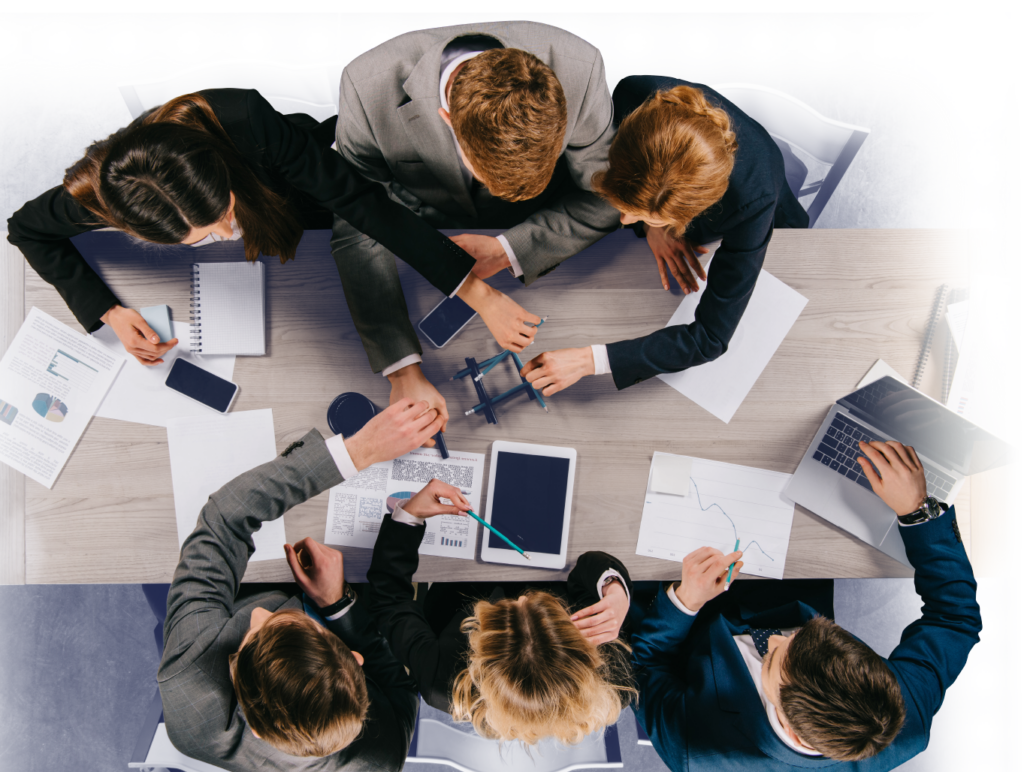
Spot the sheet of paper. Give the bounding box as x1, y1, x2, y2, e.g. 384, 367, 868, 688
943, 278, 1015, 443
636, 452, 795, 579
324, 447, 485, 560
166, 409, 283, 562
945, 300, 969, 352
856, 359, 909, 390
656, 270, 808, 423
0, 307, 123, 488
92, 321, 235, 427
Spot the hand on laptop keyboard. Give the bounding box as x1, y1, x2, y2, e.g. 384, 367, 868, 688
855, 441, 928, 516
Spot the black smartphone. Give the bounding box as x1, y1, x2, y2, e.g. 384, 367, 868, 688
165, 359, 239, 413
418, 295, 477, 348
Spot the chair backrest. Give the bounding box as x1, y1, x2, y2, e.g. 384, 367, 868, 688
119, 61, 341, 122
129, 689, 228, 772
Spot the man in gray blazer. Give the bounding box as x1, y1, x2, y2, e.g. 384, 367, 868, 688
332, 21, 620, 427
158, 400, 446, 771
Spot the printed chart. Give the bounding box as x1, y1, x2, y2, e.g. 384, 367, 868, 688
635, 453, 796, 579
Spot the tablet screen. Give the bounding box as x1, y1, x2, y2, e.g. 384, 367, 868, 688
489, 451, 570, 555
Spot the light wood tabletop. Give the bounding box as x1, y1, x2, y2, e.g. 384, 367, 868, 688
1, 228, 971, 584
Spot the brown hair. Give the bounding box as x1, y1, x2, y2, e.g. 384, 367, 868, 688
593, 85, 737, 238
449, 49, 567, 202
449, 591, 634, 745
63, 93, 303, 264
228, 610, 369, 757
780, 616, 906, 760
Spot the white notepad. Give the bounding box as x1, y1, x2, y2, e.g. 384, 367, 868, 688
189, 262, 266, 355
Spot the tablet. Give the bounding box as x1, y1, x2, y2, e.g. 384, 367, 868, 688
480, 441, 577, 569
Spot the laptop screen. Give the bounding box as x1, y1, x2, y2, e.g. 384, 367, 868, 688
837, 376, 1013, 475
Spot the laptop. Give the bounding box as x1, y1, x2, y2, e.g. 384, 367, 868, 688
784, 375, 1013, 566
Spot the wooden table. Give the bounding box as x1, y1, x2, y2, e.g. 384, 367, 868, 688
0, 228, 971, 584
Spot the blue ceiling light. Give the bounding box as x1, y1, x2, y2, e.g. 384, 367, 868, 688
614, 27, 655, 58
745, 25, 782, 59
235, 26, 274, 57
684, 27, 716, 58
299, 26, 333, 58
358, 26, 393, 50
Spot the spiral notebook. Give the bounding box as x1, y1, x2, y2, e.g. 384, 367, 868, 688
189, 262, 266, 355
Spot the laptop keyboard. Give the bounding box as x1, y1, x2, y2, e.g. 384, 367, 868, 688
812, 413, 955, 500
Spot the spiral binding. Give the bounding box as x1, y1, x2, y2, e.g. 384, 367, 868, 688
188, 264, 203, 353
911, 284, 949, 389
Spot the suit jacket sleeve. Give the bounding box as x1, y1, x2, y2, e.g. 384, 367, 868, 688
7, 187, 119, 332
243, 90, 475, 295
566, 550, 634, 611
887, 507, 981, 735
367, 513, 446, 703
500, 51, 621, 285
605, 195, 775, 388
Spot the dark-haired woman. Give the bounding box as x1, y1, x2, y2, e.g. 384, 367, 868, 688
520, 75, 809, 395
8, 89, 537, 367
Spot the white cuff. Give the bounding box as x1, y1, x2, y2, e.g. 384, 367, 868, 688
597, 568, 631, 606
666, 583, 699, 616
496, 234, 523, 278
590, 344, 611, 376
324, 596, 357, 621
390, 501, 427, 527
449, 271, 471, 298
325, 433, 360, 479
382, 354, 423, 378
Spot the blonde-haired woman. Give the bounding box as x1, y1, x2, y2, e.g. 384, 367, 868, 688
521, 76, 809, 394
367, 479, 636, 745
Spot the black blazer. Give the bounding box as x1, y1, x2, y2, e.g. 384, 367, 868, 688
606, 76, 809, 390
6, 88, 475, 334
367, 513, 635, 715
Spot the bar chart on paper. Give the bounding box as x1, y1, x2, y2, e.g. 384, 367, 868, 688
635, 453, 795, 579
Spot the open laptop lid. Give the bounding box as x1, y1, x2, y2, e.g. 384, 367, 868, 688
837, 375, 1013, 476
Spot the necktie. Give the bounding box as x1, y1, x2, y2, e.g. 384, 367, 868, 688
746, 627, 782, 658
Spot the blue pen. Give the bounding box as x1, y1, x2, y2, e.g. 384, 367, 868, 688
466, 509, 531, 560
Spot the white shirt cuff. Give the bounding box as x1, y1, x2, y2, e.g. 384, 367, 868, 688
382, 354, 423, 378
449, 271, 471, 298
390, 501, 427, 527
325, 433, 360, 479
597, 568, 631, 606
591, 344, 611, 376
324, 596, 356, 621
496, 234, 523, 278
666, 583, 699, 616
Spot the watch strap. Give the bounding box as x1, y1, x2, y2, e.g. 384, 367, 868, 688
317, 584, 356, 617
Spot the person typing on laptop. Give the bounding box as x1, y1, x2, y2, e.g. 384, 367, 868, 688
633, 438, 980, 770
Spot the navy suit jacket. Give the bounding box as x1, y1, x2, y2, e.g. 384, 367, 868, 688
633, 507, 980, 770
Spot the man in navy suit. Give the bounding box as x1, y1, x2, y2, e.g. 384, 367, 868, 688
634, 439, 981, 769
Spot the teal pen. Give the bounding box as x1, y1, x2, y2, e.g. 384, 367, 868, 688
466, 509, 531, 560
726, 538, 740, 583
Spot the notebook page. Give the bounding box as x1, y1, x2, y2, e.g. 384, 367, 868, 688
191, 262, 266, 355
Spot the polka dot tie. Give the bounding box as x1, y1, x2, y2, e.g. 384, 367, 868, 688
746, 627, 782, 658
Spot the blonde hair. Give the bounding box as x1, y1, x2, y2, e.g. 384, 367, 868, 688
449, 591, 634, 745
593, 85, 737, 238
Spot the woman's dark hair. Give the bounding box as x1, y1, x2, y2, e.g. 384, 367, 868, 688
63, 93, 303, 263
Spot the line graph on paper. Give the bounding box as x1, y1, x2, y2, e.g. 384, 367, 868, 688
635, 453, 796, 579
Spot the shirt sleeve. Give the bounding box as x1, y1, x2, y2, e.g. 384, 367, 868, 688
496, 234, 524, 278
665, 583, 699, 616
390, 501, 427, 527
324, 432, 360, 479
382, 354, 424, 377
591, 344, 612, 376
597, 568, 631, 605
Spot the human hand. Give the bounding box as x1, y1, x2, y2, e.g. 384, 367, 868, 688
386, 364, 449, 448
571, 580, 629, 645
645, 225, 708, 294
283, 537, 345, 608
344, 397, 442, 470
675, 546, 743, 611
520, 347, 595, 396
856, 440, 928, 516
451, 233, 512, 280
457, 274, 540, 352
402, 478, 471, 519
100, 304, 178, 365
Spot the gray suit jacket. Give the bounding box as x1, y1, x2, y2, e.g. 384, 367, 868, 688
335, 21, 620, 285
157, 430, 417, 771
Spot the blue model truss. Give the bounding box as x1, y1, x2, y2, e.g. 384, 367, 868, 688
452, 349, 548, 424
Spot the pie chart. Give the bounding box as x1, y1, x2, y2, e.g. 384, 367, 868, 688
32, 393, 68, 423
386, 491, 414, 514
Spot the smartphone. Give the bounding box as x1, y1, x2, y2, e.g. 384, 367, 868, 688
418, 295, 477, 348
165, 358, 239, 413
140, 305, 173, 343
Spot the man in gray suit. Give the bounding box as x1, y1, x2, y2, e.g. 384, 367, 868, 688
332, 21, 620, 430
158, 399, 448, 771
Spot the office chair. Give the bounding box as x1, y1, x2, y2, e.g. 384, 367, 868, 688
119, 61, 341, 122
713, 83, 870, 227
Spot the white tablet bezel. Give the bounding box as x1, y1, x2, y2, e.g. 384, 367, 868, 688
480, 440, 577, 569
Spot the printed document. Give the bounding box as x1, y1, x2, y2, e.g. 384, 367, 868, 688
0, 307, 123, 488
636, 452, 795, 579
324, 447, 485, 560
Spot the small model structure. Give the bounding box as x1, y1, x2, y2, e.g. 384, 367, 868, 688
452, 349, 548, 424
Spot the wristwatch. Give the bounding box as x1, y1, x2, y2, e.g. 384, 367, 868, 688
317, 583, 357, 618
897, 496, 947, 526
